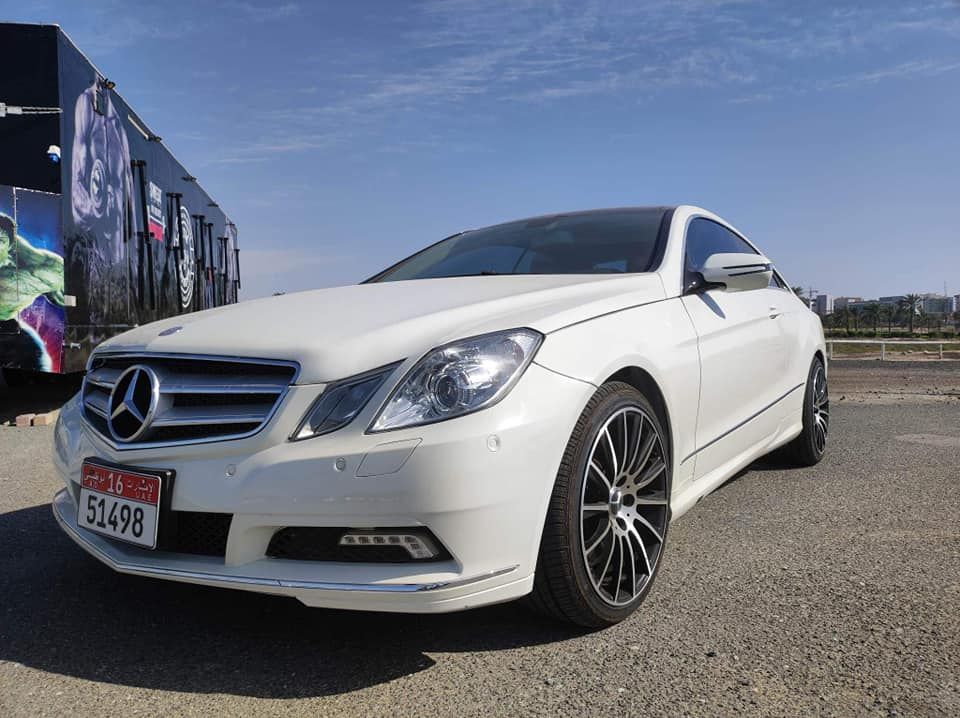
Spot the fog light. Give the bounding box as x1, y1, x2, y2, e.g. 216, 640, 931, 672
339, 530, 439, 559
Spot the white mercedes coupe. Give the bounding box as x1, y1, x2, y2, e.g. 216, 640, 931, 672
52, 205, 828, 627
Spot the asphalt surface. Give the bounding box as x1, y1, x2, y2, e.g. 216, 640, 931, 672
0, 365, 958, 717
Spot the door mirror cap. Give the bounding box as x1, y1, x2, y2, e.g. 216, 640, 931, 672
698, 252, 773, 292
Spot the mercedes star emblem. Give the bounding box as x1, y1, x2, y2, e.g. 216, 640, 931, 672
107, 365, 160, 442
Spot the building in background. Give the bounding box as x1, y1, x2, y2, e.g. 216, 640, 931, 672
919, 294, 956, 316
834, 297, 863, 310
813, 294, 833, 316
878, 295, 905, 306
0, 23, 241, 374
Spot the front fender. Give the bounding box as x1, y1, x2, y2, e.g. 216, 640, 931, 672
534, 297, 701, 488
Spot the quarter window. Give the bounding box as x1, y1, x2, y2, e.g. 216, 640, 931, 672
684, 217, 757, 270
769, 270, 788, 290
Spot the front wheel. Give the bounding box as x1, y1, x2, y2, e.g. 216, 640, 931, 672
528, 382, 671, 627
785, 356, 830, 466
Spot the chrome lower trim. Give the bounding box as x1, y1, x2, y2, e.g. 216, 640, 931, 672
682, 382, 805, 464
52, 491, 516, 593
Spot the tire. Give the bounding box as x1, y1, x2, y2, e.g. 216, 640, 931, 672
527, 382, 671, 628
784, 356, 829, 467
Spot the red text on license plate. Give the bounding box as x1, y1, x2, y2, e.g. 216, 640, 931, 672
81, 463, 161, 506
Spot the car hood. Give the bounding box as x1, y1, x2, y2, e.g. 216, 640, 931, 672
99, 274, 666, 383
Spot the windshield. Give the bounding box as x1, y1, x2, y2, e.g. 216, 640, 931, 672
369, 208, 670, 282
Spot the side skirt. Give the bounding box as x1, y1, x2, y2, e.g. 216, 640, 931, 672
669, 420, 803, 522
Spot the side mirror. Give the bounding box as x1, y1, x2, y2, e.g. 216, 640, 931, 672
697, 252, 772, 292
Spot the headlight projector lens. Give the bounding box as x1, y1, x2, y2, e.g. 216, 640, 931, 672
370, 328, 542, 432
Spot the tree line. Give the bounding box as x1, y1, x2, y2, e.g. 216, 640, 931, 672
791, 289, 959, 337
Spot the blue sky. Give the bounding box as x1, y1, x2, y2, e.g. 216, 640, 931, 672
7, 0, 960, 300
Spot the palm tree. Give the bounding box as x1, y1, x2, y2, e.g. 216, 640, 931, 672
893, 306, 907, 332
862, 303, 880, 333
899, 294, 922, 334
850, 306, 862, 332
880, 304, 893, 335
834, 306, 850, 333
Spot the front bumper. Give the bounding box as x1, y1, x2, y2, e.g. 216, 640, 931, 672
52, 362, 594, 612
52, 490, 527, 611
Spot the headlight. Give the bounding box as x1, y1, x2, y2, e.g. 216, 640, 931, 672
369, 328, 543, 432
292, 365, 398, 440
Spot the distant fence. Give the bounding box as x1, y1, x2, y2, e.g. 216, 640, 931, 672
826, 339, 960, 361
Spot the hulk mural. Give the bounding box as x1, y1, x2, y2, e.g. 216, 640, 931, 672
0, 188, 65, 371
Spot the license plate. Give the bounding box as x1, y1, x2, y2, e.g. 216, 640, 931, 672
79, 461, 164, 549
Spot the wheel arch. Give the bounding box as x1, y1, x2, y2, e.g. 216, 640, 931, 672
603, 366, 674, 477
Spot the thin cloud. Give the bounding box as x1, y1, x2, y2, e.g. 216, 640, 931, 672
222, 1, 301, 21
817, 58, 960, 90
200, 0, 960, 161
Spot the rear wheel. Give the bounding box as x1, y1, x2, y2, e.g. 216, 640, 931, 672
528, 382, 671, 627
785, 356, 829, 466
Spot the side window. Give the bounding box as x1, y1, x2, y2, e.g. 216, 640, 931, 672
768, 270, 788, 290
684, 218, 757, 270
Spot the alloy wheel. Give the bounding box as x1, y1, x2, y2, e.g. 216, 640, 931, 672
579, 407, 668, 607
812, 364, 829, 454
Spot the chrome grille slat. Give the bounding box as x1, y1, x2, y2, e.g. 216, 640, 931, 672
80, 353, 299, 449
158, 376, 286, 395
152, 406, 270, 427
85, 367, 122, 389
84, 390, 110, 418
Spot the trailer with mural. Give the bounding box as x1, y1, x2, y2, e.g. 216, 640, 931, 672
0, 22, 240, 374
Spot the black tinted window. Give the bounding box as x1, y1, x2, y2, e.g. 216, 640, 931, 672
371, 209, 668, 282
685, 218, 757, 270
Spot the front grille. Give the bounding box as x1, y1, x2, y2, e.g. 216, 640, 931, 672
81, 353, 298, 448
267, 527, 451, 563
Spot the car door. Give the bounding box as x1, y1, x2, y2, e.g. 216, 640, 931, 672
765, 267, 812, 411
680, 217, 789, 481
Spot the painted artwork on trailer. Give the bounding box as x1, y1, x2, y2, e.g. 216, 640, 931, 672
0, 25, 240, 373
0, 185, 65, 371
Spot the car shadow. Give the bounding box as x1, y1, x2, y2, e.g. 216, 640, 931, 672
0, 503, 588, 698
692, 292, 725, 319
711, 450, 803, 495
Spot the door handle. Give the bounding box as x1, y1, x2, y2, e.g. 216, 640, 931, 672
769, 305, 781, 318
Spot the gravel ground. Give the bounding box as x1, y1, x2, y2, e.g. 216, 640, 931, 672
0, 365, 958, 717
828, 360, 960, 404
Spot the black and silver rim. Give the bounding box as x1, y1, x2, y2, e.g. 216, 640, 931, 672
579, 407, 668, 607
812, 364, 829, 454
